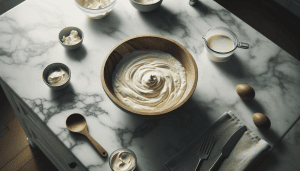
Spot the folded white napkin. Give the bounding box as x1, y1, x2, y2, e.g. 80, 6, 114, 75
165, 111, 271, 171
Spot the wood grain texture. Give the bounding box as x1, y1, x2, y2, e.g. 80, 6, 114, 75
0, 111, 29, 168
0, 87, 58, 171
84, 131, 108, 158
18, 147, 59, 171
100, 34, 198, 116
0, 125, 10, 141
0, 146, 35, 171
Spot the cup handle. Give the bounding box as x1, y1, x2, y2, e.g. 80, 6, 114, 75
238, 42, 249, 49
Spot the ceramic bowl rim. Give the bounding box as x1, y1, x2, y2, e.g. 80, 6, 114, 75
130, 0, 163, 6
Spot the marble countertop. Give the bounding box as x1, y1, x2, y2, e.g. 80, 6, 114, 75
0, 0, 300, 170
251, 119, 300, 171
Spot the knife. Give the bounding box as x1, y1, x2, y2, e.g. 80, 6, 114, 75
209, 126, 247, 171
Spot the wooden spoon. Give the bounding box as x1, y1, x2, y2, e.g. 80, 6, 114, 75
66, 113, 108, 158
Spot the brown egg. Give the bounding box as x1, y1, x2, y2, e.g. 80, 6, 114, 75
236, 84, 255, 100
253, 113, 271, 130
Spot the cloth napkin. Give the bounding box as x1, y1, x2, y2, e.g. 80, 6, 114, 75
165, 111, 271, 171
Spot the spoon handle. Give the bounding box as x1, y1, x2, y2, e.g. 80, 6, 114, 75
85, 133, 108, 158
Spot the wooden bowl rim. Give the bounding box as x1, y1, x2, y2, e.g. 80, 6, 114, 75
100, 34, 198, 116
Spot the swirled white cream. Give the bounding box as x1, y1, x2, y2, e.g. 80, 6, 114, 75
112, 50, 187, 110
47, 68, 69, 86
110, 151, 136, 171
62, 30, 81, 45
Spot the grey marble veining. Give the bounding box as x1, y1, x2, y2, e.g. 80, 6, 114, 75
0, 0, 300, 170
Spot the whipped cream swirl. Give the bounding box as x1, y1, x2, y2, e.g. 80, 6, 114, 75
112, 50, 187, 110
110, 151, 136, 171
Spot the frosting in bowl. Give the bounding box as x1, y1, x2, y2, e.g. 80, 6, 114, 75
78, 0, 112, 9
110, 151, 136, 171
76, 0, 114, 19
62, 30, 81, 45
112, 50, 187, 111
47, 68, 69, 86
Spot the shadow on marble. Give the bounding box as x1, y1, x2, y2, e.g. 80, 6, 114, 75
242, 99, 266, 114
249, 151, 278, 171
65, 45, 87, 61
191, 0, 214, 16
126, 95, 214, 130
50, 83, 75, 103
134, 165, 141, 171
86, 11, 121, 36
144, 98, 215, 166
138, 6, 183, 32
250, 139, 300, 171
109, 97, 216, 170
166, 96, 214, 131
247, 118, 300, 171
145, 96, 213, 139
211, 54, 246, 78
113, 95, 215, 152
258, 128, 281, 147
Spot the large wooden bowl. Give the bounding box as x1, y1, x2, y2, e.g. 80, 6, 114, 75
100, 35, 198, 116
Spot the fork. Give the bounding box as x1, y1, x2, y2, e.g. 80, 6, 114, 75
194, 130, 216, 171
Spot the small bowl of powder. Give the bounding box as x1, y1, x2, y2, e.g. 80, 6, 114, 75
75, 0, 117, 19
59, 27, 83, 50
130, 0, 163, 12
42, 63, 71, 90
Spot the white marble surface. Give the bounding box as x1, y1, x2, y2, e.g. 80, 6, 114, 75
0, 0, 300, 170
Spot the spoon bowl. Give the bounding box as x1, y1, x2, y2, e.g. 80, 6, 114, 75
66, 113, 108, 157
66, 113, 87, 133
